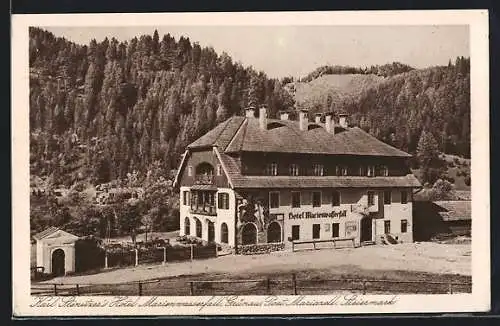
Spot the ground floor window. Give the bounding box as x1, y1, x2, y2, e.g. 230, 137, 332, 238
221, 223, 228, 243
401, 219, 408, 233
182, 191, 190, 205
332, 191, 340, 207
312, 191, 321, 207
291, 191, 301, 208
291, 225, 300, 240
384, 220, 391, 234
267, 221, 281, 243
332, 223, 339, 238
312, 224, 320, 239
208, 221, 215, 242
401, 190, 408, 204
269, 191, 280, 208
367, 191, 375, 206
242, 223, 257, 245
384, 190, 392, 205
218, 192, 230, 209
195, 218, 202, 238
184, 217, 190, 235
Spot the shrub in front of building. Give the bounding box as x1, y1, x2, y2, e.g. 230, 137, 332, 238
75, 236, 106, 273
236, 243, 285, 255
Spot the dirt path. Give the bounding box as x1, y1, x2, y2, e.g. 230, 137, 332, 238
41, 242, 471, 285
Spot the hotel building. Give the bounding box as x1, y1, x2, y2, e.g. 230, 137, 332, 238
173, 107, 421, 250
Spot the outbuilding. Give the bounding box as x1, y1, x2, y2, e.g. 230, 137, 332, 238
33, 227, 79, 276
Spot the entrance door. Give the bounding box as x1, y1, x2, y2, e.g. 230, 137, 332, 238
52, 248, 65, 276
267, 222, 282, 243
208, 221, 215, 242
360, 216, 373, 242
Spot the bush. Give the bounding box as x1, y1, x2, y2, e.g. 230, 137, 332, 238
464, 176, 471, 186
75, 236, 106, 272
236, 243, 285, 255
443, 176, 455, 184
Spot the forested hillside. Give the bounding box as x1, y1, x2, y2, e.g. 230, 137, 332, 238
29, 27, 294, 186
289, 57, 470, 158
28, 27, 470, 237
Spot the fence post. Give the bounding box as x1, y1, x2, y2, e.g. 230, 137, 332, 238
362, 279, 367, 295
138, 282, 143, 296
76, 284, 80, 296
104, 251, 108, 269
448, 282, 453, 294
162, 247, 167, 265
53, 284, 57, 296
135, 249, 139, 267
190, 244, 194, 261
266, 278, 271, 295
292, 274, 297, 295
189, 281, 194, 295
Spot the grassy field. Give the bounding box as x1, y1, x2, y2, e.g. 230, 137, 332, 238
32, 266, 472, 296
33, 241, 471, 295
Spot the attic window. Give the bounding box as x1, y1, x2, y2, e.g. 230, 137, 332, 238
267, 122, 285, 130
307, 124, 322, 131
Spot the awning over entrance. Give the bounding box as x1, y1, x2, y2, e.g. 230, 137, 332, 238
191, 184, 218, 191
203, 215, 217, 223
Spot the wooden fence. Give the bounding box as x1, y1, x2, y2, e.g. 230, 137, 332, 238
31, 274, 472, 296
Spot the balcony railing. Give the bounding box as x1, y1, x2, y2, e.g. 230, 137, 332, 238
194, 174, 215, 185
190, 205, 217, 216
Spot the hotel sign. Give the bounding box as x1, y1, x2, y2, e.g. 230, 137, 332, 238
289, 210, 348, 220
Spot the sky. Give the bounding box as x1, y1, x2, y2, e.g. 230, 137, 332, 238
42, 25, 469, 79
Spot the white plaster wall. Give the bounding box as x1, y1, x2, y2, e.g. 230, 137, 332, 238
215, 188, 236, 247
178, 187, 236, 247
280, 189, 367, 245
41, 243, 76, 274
179, 186, 191, 237
375, 189, 413, 243
36, 240, 44, 268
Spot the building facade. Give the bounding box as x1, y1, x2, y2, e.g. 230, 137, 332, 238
174, 107, 421, 250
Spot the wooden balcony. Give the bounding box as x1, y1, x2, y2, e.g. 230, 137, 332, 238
190, 205, 217, 216
194, 174, 215, 185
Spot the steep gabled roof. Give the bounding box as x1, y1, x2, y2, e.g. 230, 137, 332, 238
434, 201, 471, 221
187, 116, 245, 150
32, 227, 79, 241
201, 115, 412, 157
33, 226, 60, 240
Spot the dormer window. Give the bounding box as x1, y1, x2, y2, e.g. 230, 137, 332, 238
313, 164, 324, 176
188, 166, 193, 176
216, 164, 222, 176
380, 165, 389, 177
265, 163, 278, 176
289, 164, 300, 176
367, 165, 375, 177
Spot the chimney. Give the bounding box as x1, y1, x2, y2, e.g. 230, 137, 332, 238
279, 110, 289, 121
315, 113, 322, 124
299, 109, 308, 131
259, 106, 267, 130
245, 107, 256, 118
339, 113, 348, 128
325, 113, 336, 134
